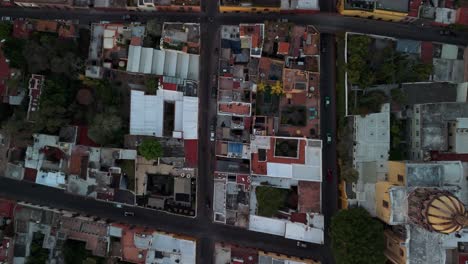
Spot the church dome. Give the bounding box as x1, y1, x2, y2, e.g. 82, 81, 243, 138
425, 194, 468, 234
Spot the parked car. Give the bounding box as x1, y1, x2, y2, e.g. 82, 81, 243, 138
1, 17, 11, 21
210, 131, 215, 142
297, 241, 307, 248
324, 96, 330, 107
124, 211, 134, 216
326, 133, 332, 144
205, 196, 211, 209
439, 29, 455, 36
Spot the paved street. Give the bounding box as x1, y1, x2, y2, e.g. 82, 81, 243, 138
0, 3, 467, 264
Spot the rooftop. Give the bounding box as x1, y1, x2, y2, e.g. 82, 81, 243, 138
375, 0, 409, 12
416, 102, 468, 152
250, 136, 322, 181
130, 90, 198, 139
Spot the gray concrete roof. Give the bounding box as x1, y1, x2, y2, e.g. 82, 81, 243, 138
419, 102, 468, 151
402, 83, 459, 105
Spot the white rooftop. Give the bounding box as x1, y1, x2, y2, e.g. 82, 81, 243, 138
248, 215, 324, 244
130, 90, 198, 139
127, 45, 199, 81
35, 170, 66, 189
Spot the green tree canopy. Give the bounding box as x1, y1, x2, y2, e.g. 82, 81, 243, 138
255, 186, 288, 217
331, 207, 386, 264
138, 139, 163, 160
35, 79, 73, 133
0, 22, 12, 40
340, 165, 359, 183
26, 232, 49, 264
88, 109, 122, 146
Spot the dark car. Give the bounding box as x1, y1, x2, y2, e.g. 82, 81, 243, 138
327, 169, 333, 181
205, 196, 211, 209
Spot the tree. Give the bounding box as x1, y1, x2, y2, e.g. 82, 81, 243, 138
22, 41, 50, 73
35, 79, 72, 133
88, 109, 122, 145
0, 22, 12, 40
340, 164, 359, 183
3, 38, 26, 69
257, 82, 265, 92
271, 81, 283, 95
138, 139, 163, 160
62, 240, 89, 264
330, 207, 386, 264
145, 77, 159, 95
26, 232, 49, 264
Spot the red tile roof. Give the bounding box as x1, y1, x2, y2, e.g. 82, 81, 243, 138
23, 168, 38, 182
459, 254, 468, 264
456, 7, 468, 25
430, 151, 468, 162
0, 238, 12, 262
290, 212, 307, 224
0, 51, 10, 97
77, 126, 100, 147
277, 42, 290, 55
163, 82, 177, 91
184, 139, 198, 167
0, 199, 15, 218
298, 181, 321, 213
251, 137, 306, 175
420, 42, 433, 64
12, 20, 32, 39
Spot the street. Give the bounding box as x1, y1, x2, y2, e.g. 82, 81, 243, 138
0, 2, 467, 264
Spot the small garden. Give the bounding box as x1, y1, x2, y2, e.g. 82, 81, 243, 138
255, 186, 296, 217
274, 138, 299, 158
280, 105, 307, 126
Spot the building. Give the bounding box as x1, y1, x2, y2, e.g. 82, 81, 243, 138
23, 131, 77, 187
219, 0, 281, 13
214, 242, 321, 264
27, 74, 44, 122
126, 46, 200, 81
129, 89, 198, 139
375, 160, 468, 264
13, 0, 73, 8
134, 0, 200, 12
110, 223, 197, 264
85, 23, 146, 79
341, 104, 390, 211
409, 102, 468, 160
337, 0, 414, 22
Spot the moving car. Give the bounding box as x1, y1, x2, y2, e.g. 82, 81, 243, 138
115, 203, 122, 208
124, 211, 134, 216
324, 96, 330, 107
210, 132, 215, 142
326, 133, 332, 144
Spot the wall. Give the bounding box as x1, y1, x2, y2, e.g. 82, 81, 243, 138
387, 161, 406, 185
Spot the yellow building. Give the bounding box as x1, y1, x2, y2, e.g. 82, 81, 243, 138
337, 0, 408, 22
259, 251, 321, 264
383, 229, 407, 264
219, 0, 281, 13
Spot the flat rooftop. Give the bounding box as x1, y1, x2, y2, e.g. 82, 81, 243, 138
419, 103, 468, 151
221, 0, 281, 6
376, 0, 409, 12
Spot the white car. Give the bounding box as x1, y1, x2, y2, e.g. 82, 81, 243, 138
210, 132, 215, 142
297, 241, 307, 248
